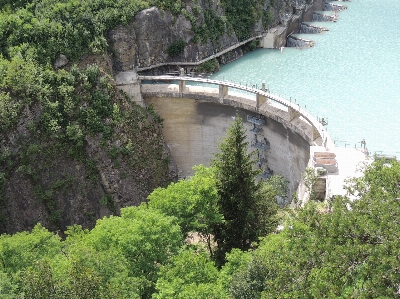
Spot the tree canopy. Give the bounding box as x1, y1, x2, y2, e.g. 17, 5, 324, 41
1, 159, 400, 298
148, 165, 222, 240
227, 159, 400, 298
212, 115, 278, 264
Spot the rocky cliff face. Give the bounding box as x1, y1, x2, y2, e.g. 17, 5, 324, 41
107, 0, 311, 74
1, 101, 177, 235
0, 55, 177, 235
108, 0, 242, 73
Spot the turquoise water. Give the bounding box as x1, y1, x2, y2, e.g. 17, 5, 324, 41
211, 0, 400, 155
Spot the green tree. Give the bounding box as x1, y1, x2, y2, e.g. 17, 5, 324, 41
226, 160, 400, 298
212, 115, 277, 265
0, 223, 62, 274
153, 249, 229, 299
19, 260, 58, 299
0, 271, 18, 299
148, 165, 223, 252
85, 206, 183, 299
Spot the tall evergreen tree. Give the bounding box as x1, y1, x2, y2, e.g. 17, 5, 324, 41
212, 115, 277, 265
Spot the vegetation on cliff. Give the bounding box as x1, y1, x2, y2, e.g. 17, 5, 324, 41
0, 53, 172, 233
0, 0, 282, 234
0, 0, 188, 233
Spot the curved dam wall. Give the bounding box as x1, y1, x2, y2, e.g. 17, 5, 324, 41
142, 84, 311, 198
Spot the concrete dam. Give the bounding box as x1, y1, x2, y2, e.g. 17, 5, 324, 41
116, 71, 333, 199
113, 0, 366, 202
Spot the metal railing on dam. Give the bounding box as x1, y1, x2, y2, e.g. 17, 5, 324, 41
138, 75, 333, 148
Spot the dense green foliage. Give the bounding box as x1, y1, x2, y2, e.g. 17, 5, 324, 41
166, 38, 186, 57
148, 165, 222, 241
227, 160, 400, 298
193, 8, 226, 44
220, 0, 264, 40
0, 0, 154, 64
2, 159, 399, 298
0, 207, 182, 299
212, 116, 278, 265
154, 249, 229, 299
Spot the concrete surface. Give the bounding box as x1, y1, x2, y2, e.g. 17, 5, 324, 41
143, 89, 310, 198
117, 75, 365, 203
115, 70, 145, 106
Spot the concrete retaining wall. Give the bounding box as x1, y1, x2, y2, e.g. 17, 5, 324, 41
261, 0, 325, 49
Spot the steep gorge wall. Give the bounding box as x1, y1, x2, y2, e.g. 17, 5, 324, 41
108, 2, 240, 73
0, 57, 177, 235
107, 0, 320, 74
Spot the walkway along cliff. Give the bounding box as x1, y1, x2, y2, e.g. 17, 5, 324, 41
108, 0, 328, 74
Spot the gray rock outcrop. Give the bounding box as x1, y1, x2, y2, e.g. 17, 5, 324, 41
53, 54, 69, 69
108, 1, 242, 72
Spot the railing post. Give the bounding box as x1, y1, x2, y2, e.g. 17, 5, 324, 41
256, 93, 267, 110
256, 94, 262, 110
179, 80, 186, 93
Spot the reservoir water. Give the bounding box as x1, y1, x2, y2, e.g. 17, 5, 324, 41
210, 0, 400, 156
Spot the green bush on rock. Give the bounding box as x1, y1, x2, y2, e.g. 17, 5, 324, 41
166, 38, 186, 57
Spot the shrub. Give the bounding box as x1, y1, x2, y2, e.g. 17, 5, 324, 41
166, 38, 186, 57
0, 92, 20, 134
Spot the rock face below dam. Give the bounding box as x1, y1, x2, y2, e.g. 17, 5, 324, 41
144, 93, 310, 199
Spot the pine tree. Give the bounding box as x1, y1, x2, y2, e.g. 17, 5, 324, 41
212, 115, 277, 265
